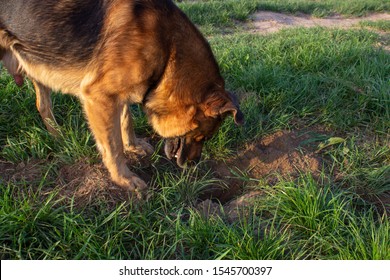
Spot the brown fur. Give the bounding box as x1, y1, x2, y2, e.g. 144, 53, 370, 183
0, 0, 243, 197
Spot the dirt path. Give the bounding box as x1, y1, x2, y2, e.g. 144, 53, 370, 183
251, 12, 390, 33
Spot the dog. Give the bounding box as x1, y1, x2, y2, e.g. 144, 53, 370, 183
0, 0, 244, 197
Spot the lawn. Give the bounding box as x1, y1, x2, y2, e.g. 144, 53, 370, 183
0, 0, 389, 260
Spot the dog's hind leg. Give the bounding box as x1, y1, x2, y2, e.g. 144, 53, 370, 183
83, 93, 147, 197
32, 80, 59, 136
120, 103, 153, 157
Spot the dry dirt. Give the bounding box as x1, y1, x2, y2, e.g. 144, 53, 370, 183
205, 129, 323, 201
0, 158, 143, 207
250, 11, 390, 33
197, 129, 327, 220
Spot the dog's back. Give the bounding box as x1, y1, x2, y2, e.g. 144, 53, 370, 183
0, 0, 105, 65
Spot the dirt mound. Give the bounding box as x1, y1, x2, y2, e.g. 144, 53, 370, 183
208, 130, 322, 202
196, 130, 325, 221
251, 11, 390, 33
56, 159, 155, 206
57, 161, 118, 204
234, 130, 320, 178
0, 158, 150, 206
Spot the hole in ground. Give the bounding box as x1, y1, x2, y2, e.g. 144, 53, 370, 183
205, 129, 324, 203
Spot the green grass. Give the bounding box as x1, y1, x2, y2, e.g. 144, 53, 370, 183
1, 0, 389, 260
207, 28, 389, 156
1, 173, 388, 259
360, 20, 390, 32
254, 0, 389, 17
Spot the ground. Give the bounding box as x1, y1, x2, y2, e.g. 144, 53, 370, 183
0, 11, 389, 219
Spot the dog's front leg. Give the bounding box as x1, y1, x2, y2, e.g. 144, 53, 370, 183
121, 103, 153, 157
83, 94, 147, 198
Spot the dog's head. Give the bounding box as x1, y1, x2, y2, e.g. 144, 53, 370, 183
146, 91, 244, 168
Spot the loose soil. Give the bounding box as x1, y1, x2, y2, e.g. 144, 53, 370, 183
196, 129, 326, 220
206, 129, 323, 202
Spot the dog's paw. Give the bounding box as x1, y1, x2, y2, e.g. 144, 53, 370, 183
124, 138, 154, 157
113, 172, 148, 200
130, 176, 149, 200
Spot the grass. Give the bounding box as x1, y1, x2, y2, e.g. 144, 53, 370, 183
207, 28, 389, 156
1, 173, 388, 259
0, 0, 389, 260
360, 20, 390, 31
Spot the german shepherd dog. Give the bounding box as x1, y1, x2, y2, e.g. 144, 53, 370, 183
0, 0, 243, 197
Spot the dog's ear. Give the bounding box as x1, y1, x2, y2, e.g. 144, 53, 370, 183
220, 91, 244, 125
219, 101, 244, 125
203, 91, 244, 125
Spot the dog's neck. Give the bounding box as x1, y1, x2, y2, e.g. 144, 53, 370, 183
142, 1, 226, 138
146, 7, 224, 106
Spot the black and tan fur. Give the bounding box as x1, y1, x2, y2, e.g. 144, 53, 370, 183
0, 0, 243, 197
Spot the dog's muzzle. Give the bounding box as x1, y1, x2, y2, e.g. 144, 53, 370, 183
164, 137, 202, 168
